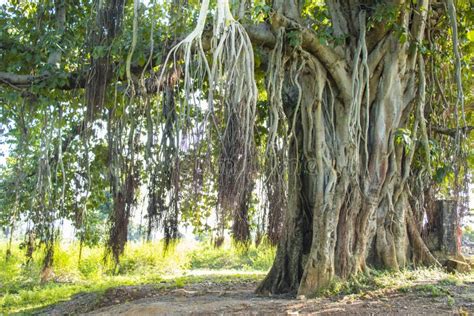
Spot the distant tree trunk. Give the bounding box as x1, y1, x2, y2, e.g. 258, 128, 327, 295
232, 179, 253, 244
438, 201, 462, 257
25, 229, 36, 265
6, 188, 20, 260
41, 242, 55, 283
424, 200, 462, 258
107, 109, 140, 268
6, 226, 14, 260
258, 0, 438, 296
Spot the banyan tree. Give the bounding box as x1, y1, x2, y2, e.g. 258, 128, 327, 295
0, 0, 472, 295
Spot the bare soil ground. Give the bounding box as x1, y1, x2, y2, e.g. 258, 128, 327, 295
36, 274, 474, 315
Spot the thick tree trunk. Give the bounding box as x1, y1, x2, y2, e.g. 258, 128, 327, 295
257, 122, 312, 294
258, 0, 435, 297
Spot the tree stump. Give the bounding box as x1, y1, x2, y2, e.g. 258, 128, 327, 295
437, 200, 461, 257
424, 200, 468, 272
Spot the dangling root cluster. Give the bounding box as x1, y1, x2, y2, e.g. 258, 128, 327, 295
157, 0, 258, 237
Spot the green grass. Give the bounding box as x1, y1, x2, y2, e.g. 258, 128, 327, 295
319, 267, 473, 299
188, 243, 276, 271
2, 240, 473, 314
0, 240, 274, 313
2, 273, 266, 314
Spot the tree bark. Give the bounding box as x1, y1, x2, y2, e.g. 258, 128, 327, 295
258, 0, 438, 297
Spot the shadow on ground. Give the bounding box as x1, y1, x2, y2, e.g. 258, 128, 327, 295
23, 275, 474, 315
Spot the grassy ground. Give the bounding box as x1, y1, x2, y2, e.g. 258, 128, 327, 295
1, 240, 473, 314
0, 240, 275, 313
319, 266, 474, 300
21, 266, 474, 315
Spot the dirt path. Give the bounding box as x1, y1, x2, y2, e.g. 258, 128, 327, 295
38, 275, 474, 315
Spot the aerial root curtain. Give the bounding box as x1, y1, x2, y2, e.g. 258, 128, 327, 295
159, 0, 258, 238
255, 0, 443, 296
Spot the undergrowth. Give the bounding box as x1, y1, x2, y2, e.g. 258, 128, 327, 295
189, 243, 275, 271
0, 240, 274, 313
319, 267, 473, 302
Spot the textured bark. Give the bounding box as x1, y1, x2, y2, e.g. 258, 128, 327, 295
424, 200, 461, 259
257, 122, 312, 294
232, 179, 253, 243
438, 200, 461, 257
258, 0, 438, 297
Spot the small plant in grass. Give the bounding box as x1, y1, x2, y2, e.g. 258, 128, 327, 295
439, 275, 463, 286
413, 284, 448, 297
398, 286, 410, 293
318, 273, 377, 297
174, 277, 187, 288
447, 295, 455, 307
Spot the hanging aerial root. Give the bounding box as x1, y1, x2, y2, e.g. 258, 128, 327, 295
263, 28, 289, 244
349, 10, 370, 176
158, 0, 258, 234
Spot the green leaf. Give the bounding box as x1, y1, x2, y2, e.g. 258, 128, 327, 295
399, 33, 408, 44
287, 30, 302, 48
467, 30, 474, 42
92, 45, 106, 59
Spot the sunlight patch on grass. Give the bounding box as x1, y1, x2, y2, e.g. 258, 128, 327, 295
0, 240, 274, 313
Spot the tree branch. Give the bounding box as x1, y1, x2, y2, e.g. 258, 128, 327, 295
269, 13, 351, 102
244, 23, 276, 47
406, 0, 430, 72
0, 21, 276, 91
366, 0, 405, 51
0, 72, 45, 87
0, 71, 86, 90
432, 126, 474, 138
47, 0, 66, 66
